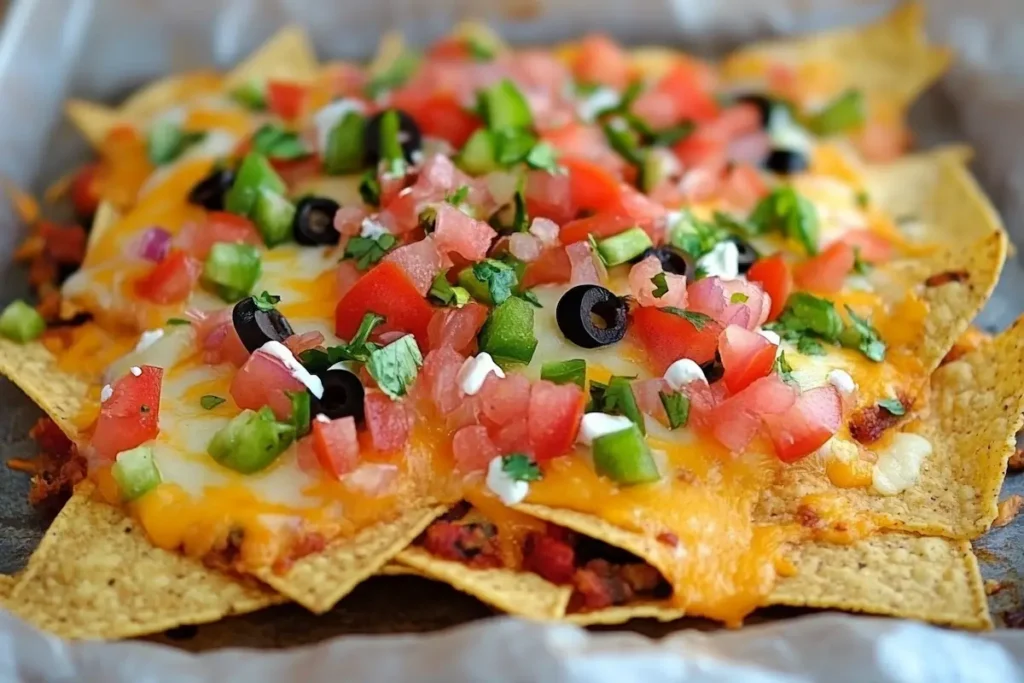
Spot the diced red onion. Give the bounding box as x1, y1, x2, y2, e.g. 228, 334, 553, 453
509, 233, 542, 262
138, 227, 172, 262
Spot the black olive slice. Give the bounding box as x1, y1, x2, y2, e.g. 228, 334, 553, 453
701, 351, 724, 384
763, 149, 809, 175
293, 196, 342, 246
232, 297, 295, 354
555, 285, 629, 349
312, 369, 366, 423
364, 109, 422, 165
633, 246, 692, 277
187, 167, 236, 211
728, 237, 759, 275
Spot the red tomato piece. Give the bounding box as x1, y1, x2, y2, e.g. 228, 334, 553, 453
383, 236, 444, 296
312, 416, 360, 479
392, 90, 482, 148
39, 222, 88, 264
633, 60, 719, 129
134, 250, 202, 305
672, 130, 727, 169
632, 306, 724, 372
793, 241, 855, 294
91, 366, 162, 461
477, 373, 531, 431
561, 156, 623, 214
452, 425, 500, 473
763, 386, 843, 463
525, 170, 574, 225
432, 203, 497, 262
415, 346, 467, 415
230, 349, 306, 421
334, 261, 435, 349
719, 325, 778, 394
266, 80, 308, 121
527, 380, 584, 462
559, 211, 634, 245
707, 374, 797, 452
178, 212, 261, 260
363, 390, 412, 452
840, 229, 894, 264
521, 247, 572, 288
573, 34, 631, 90
270, 154, 323, 186
426, 37, 471, 60
426, 302, 489, 355
746, 254, 793, 322
70, 162, 101, 218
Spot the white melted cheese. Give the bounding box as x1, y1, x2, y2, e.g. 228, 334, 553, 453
871, 433, 932, 495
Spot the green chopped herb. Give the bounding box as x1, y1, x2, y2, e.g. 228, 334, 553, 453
773, 351, 795, 384
287, 390, 312, 438
344, 233, 397, 270
525, 142, 559, 173
0, 300, 45, 343
750, 187, 820, 255
590, 376, 645, 435
649, 122, 695, 147
511, 187, 530, 233
658, 390, 690, 429
650, 272, 669, 299
378, 109, 408, 177
471, 259, 518, 305
251, 124, 309, 161
730, 292, 749, 304
367, 334, 423, 399
366, 50, 420, 99
428, 271, 471, 308
147, 121, 205, 165
501, 453, 542, 482
807, 89, 866, 136
602, 119, 644, 166
493, 128, 538, 166
854, 190, 870, 209
229, 80, 266, 110
520, 290, 542, 308
359, 171, 381, 206
446, 185, 470, 206
478, 79, 533, 131
200, 395, 226, 410
300, 312, 385, 371
796, 335, 825, 356
877, 397, 906, 417
662, 307, 713, 332
165, 317, 191, 326
839, 305, 887, 362
252, 291, 281, 311
777, 293, 844, 341
712, 210, 758, 237
669, 211, 727, 259
852, 247, 872, 275
540, 358, 587, 389
324, 111, 367, 175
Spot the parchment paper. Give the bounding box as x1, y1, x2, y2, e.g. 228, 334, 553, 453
1, 0, 1023, 679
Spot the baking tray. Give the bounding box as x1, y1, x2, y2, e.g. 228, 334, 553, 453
1, 0, 1023, 649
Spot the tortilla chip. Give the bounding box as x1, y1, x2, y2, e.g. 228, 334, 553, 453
0, 338, 91, 438
223, 26, 319, 91
378, 562, 424, 577
119, 70, 224, 123
64, 100, 126, 150
721, 2, 951, 106
0, 574, 16, 603
394, 547, 572, 620
7, 483, 283, 640
87, 200, 121, 252
257, 506, 446, 614
565, 533, 989, 630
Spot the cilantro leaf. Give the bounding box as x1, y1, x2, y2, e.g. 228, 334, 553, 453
750, 187, 820, 255
520, 291, 542, 308
446, 185, 470, 206
588, 376, 645, 435
286, 390, 311, 438
472, 259, 518, 305
366, 334, 423, 399
669, 211, 727, 259
649, 122, 694, 147
540, 359, 586, 388
252, 291, 281, 311
662, 307, 714, 332
877, 398, 906, 417
344, 233, 397, 270
658, 390, 689, 429
525, 142, 559, 173
730, 292, 749, 304
775, 293, 844, 341
501, 453, 542, 482
712, 210, 758, 237
852, 247, 872, 275
493, 128, 538, 165
796, 335, 825, 356
512, 187, 529, 233
855, 190, 870, 209
200, 395, 226, 410
359, 171, 382, 207
301, 313, 385, 370
166, 317, 191, 326
428, 271, 470, 308
251, 124, 309, 161
838, 305, 887, 362
773, 351, 795, 384
650, 272, 669, 299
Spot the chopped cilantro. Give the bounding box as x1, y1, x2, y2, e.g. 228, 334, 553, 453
877, 397, 906, 417
852, 247, 872, 275
200, 395, 226, 410
428, 271, 471, 308
730, 292, 749, 304
540, 359, 586, 388
796, 335, 825, 356
512, 187, 529, 233
838, 305, 887, 362
669, 211, 727, 259
366, 334, 423, 399
650, 272, 669, 299
712, 210, 758, 237
166, 317, 191, 326
776, 293, 844, 341
286, 390, 311, 438
588, 376, 645, 435
300, 312, 384, 370
750, 187, 820, 255
658, 390, 689, 429
446, 185, 470, 206
773, 351, 795, 384
661, 307, 713, 331
520, 290, 543, 308
252, 291, 281, 311
649, 122, 694, 147
525, 142, 559, 173
359, 171, 381, 207
855, 190, 870, 209
602, 119, 644, 166
251, 124, 309, 161
493, 128, 538, 165
472, 259, 518, 305
501, 453, 542, 482
344, 233, 397, 270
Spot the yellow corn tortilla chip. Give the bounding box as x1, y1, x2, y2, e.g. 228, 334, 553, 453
378, 562, 424, 577
223, 25, 319, 90
394, 547, 572, 620
0, 337, 91, 438
118, 70, 224, 124
564, 533, 989, 630
721, 2, 951, 107
6, 483, 283, 640
0, 574, 16, 603
64, 100, 127, 150
87, 200, 121, 252
257, 506, 446, 614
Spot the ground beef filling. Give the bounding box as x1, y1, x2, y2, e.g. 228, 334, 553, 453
19, 417, 86, 504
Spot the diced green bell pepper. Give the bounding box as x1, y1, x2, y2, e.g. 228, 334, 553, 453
202, 242, 262, 302
478, 296, 537, 366
592, 424, 660, 485
324, 111, 367, 175
224, 153, 286, 216
596, 226, 653, 266
0, 300, 45, 343
458, 129, 498, 175
251, 188, 296, 247
478, 80, 532, 130
111, 445, 162, 501
208, 407, 295, 474
230, 80, 267, 110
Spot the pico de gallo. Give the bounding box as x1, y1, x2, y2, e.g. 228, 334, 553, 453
6, 22, 947, 624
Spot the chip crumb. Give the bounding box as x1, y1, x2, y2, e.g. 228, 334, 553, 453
985, 579, 1007, 596
1008, 449, 1024, 472
994, 495, 1024, 528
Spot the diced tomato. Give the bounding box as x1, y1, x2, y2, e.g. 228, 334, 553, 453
527, 380, 584, 461
70, 162, 101, 218
523, 532, 576, 584
335, 261, 435, 349
283, 331, 325, 357
134, 250, 202, 305
707, 374, 798, 451
491, 417, 531, 455
573, 34, 631, 90
426, 37, 471, 60
763, 386, 843, 463
720, 163, 769, 211
561, 156, 623, 214
363, 390, 411, 452
39, 223, 88, 264
477, 373, 531, 431
312, 416, 360, 479
522, 247, 572, 288
427, 302, 489, 354
632, 305, 724, 371
633, 59, 719, 129
839, 229, 894, 264
230, 349, 306, 421
616, 185, 668, 239
178, 212, 261, 260
270, 154, 322, 186
90, 366, 162, 461
266, 80, 308, 121
793, 241, 855, 294
746, 255, 792, 322
391, 90, 481, 148
453, 425, 500, 473
383, 236, 444, 296
525, 170, 574, 225
416, 346, 467, 415
559, 211, 633, 245
672, 131, 727, 169
719, 325, 778, 394
432, 203, 497, 262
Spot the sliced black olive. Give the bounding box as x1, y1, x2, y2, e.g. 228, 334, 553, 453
364, 109, 422, 165
312, 369, 365, 423
763, 149, 809, 175
293, 196, 341, 246
728, 237, 759, 275
232, 297, 294, 353
701, 351, 724, 384
556, 285, 629, 349
735, 93, 775, 127
633, 246, 691, 277
187, 167, 236, 211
